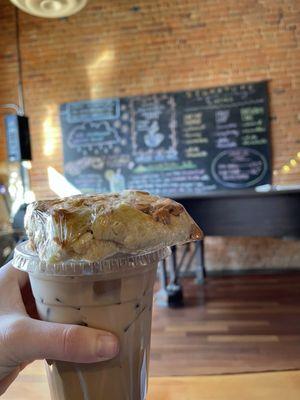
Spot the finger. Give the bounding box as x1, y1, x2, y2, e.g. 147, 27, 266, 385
0, 263, 39, 319
21, 280, 39, 319
0, 265, 27, 314
0, 263, 38, 318
0, 262, 28, 288
7, 318, 119, 364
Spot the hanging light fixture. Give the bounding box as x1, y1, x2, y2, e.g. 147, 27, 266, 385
9, 0, 88, 18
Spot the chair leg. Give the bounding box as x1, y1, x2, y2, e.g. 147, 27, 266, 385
158, 259, 168, 290
166, 246, 184, 307
156, 259, 169, 307
169, 246, 178, 285
156, 247, 184, 307
195, 240, 206, 284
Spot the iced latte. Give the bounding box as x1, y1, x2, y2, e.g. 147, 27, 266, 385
13, 190, 202, 400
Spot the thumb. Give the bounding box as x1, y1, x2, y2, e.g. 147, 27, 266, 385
7, 317, 119, 364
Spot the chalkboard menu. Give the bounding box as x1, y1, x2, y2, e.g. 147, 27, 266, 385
60, 81, 271, 197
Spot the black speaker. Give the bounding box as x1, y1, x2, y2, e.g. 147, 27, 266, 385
5, 115, 32, 162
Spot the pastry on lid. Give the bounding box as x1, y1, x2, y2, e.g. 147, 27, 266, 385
24, 190, 203, 263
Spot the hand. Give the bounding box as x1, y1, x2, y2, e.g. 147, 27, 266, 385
0, 262, 119, 395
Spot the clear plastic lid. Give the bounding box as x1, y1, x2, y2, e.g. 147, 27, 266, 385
12, 241, 171, 277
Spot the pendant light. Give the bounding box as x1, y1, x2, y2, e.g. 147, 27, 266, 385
9, 0, 88, 18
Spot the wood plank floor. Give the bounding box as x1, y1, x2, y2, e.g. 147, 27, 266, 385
3, 272, 300, 400
2, 362, 300, 400
150, 272, 300, 376
2, 273, 300, 399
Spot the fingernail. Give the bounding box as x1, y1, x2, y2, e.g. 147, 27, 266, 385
97, 334, 119, 360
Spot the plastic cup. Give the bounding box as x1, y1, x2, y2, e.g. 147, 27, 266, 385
13, 241, 170, 400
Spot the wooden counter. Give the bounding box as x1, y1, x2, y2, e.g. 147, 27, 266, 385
2, 361, 300, 400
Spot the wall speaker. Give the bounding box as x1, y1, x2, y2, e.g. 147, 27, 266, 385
5, 115, 32, 162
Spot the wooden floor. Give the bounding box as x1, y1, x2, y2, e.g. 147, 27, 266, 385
3, 362, 300, 400
3, 272, 300, 399
150, 272, 300, 376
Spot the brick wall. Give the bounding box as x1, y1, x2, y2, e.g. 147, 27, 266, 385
0, 0, 299, 269
0, 0, 299, 198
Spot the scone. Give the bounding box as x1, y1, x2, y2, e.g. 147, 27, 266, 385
24, 190, 203, 263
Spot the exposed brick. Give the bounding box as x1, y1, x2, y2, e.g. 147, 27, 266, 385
0, 0, 299, 199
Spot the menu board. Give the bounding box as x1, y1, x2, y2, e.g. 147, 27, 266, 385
60, 81, 271, 197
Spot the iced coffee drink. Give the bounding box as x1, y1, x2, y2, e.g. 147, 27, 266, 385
13, 190, 202, 400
